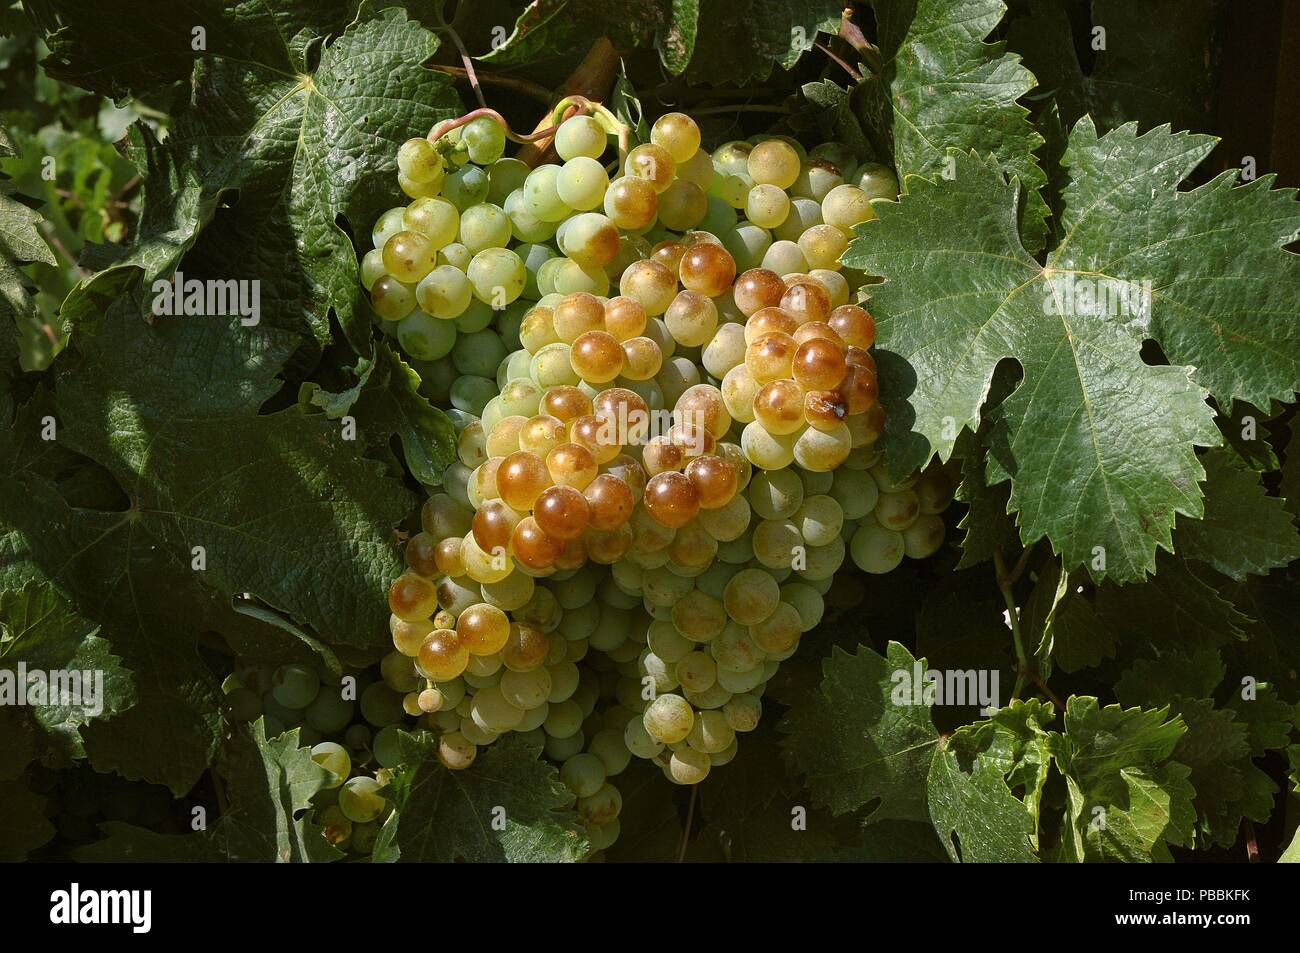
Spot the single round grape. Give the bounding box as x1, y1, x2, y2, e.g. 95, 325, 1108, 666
557, 156, 610, 212
772, 196, 824, 244
619, 259, 677, 316
570, 330, 625, 383
455, 603, 511, 656
552, 258, 610, 297
488, 157, 530, 205
753, 379, 807, 435
684, 454, 738, 509
673, 245, 735, 301
643, 693, 694, 744
915, 467, 955, 514
657, 178, 708, 231
578, 782, 623, 826
748, 139, 801, 189
792, 157, 844, 202
555, 114, 607, 160
851, 519, 905, 574
560, 213, 621, 269
794, 421, 852, 471
749, 601, 802, 654
531, 342, 580, 389
624, 716, 665, 758
388, 572, 439, 622
338, 777, 386, 824
467, 247, 526, 305
644, 471, 702, 529
397, 136, 444, 185
746, 184, 790, 229
462, 115, 507, 164
617, 337, 659, 381
875, 488, 921, 532
761, 239, 808, 276
439, 241, 473, 270
523, 164, 573, 222
372, 206, 407, 250
436, 732, 477, 770
419, 628, 470, 680
583, 474, 635, 530
744, 332, 797, 383
664, 290, 718, 348
392, 616, 433, 657
822, 183, 876, 234
472, 498, 522, 553
723, 568, 780, 624
534, 484, 592, 540
415, 265, 472, 319
360, 248, 386, 291
624, 143, 676, 193
732, 268, 785, 316
499, 666, 553, 711
752, 518, 801, 569
686, 708, 735, 754
794, 494, 845, 546
502, 621, 550, 672
541, 385, 593, 423
457, 202, 512, 253
781, 279, 832, 325
405, 531, 442, 579
723, 693, 762, 732
443, 164, 491, 210
371, 275, 416, 321
602, 175, 658, 231
271, 663, 320, 710
721, 365, 761, 424
677, 148, 716, 190
797, 223, 849, 270
509, 516, 564, 571
651, 112, 702, 163
854, 162, 901, 200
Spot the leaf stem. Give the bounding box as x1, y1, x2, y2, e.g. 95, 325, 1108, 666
431, 11, 485, 108
816, 42, 862, 83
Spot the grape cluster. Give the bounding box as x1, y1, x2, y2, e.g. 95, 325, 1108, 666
353, 107, 956, 854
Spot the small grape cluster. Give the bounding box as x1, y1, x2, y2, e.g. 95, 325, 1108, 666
350, 106, 958, 854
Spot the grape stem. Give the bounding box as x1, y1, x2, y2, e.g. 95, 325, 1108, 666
427, 66, 553, 103
816, 42, 862, 83
677, 784, 698, 862
430, 4, 485, 108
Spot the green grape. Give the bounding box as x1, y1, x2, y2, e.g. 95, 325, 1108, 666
371, 206, 407, 250
344, 723, 372, 752
397, 310, 457, 360
676, 149, 716, 190
559, 213, 620, 268
304, 688, 353, 735
416, 265, 473, 319
271, 663, 320, 709
829, 467, 879, 520
851, 519, 904, 573
557, 157, 610, 211
500, 667, 552, 710
359, 682, 405, 727
449, 374, 496, 415
451, 328, 506, 378
545, 729, 586, 761
771, 196, 823, 243
722, 223, 773, 272
462, 116, 507, 164
745, 184, 790, 229
722, 692, 762, 732
722, 568, 780, 625
547, 661, 581, 703
555, 115, 607, 160
403, 197, 459, 247
470, 684, 525, 732
552, 259, 610, 296
455, 299, 494, 333
338, 777, 386, 823
643, 693, 694, 744
558, 600, 601, 641
809, 141, 855, 171
371, 275, 416, 321
902, 512, 946, 559
397, 137, 444, 186
458, 203, 512, 252
482, 155, 530, 201
793, 494, 844, 546
443, 164, 491, 210
529, 342, 579, 389
504, 188, 560, 244
686, 708, 734, 754
360, 248, 386, 290
854, 162, 900, 201
544, 699, 584, 738
439, 242, 473, 270
560, 752, 606, 797
467, 247, 526, 306
623, 716, 664, 758
748, 468, 804, 520
699, 196, 739, 237
822, 183, 875, 234
809, 268, 849, 306
524, 165, 573, 222
792, 159, 844, 202
760, 239, 808, 276
716, 662, 764, 694
372, 725, 405, 769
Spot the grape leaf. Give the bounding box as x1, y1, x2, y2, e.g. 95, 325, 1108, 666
349, 343, 457, 488
1025, 558, 1116, 675
1218, 567, 1300, 705
1048, 697, 1194, 862
842, 121, 1289, 579
927, 700, 1054, 862
0, 583, 135, 770
685, 0, 842, 86
872, 0, 1050, 251
953, 433, 1018, 569
373, 732, 588, 862
781, 642, 939, 822
74, 721, 342, 862
56, 6, 461, 357
1116, 652, 1278, 849
0, 297, 413, 793
1006, 0, 1223, 136
0, 775, 56, 861
835, 820, 951, 862
1174, 448, 1300, 581
478, 0, 662, 70
1, 126, 56, 360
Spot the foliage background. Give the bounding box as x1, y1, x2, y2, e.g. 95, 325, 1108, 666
1, 0, 1298, 863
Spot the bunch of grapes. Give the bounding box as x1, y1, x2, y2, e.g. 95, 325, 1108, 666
353, 106, 957, 854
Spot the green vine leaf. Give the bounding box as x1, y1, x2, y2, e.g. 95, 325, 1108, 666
374, 732, 589, 862
781, 642, 939, 822
74, 721, 343, 862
